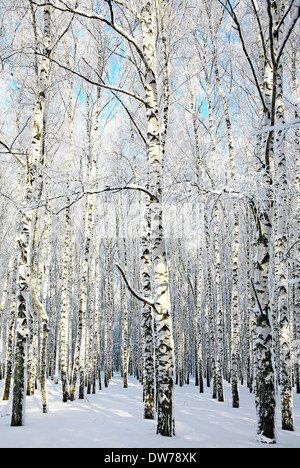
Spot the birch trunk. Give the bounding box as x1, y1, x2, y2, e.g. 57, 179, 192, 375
69, 279, 82, 401
253, 139, 276, 438
117, 208, 129, 389
91, 86, 101, 393
131, 109, 155, 415
252, 46, 276, 446
60, 60, 74, 403
36, 188, 51, 413
141, 192, 155, 418
141, 1, 175, 436
207, 5, 240, 406
78, 104, 95, 399
11, 160, 31, 426
104, 205, 114, 388
60, 203, 71, 402
11, 3, 52, 425
292, 36, 300, 394
2, 257, 17, 401
1, 254, 15, 399
191, 97, 204, 393
274, 1, 294, 431
30, 4, 51, 410
214, 203, 224, 402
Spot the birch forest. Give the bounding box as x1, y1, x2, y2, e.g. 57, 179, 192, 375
0, 0, 299, 446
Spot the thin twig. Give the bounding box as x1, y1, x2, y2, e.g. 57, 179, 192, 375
0, 140, 26, 168
36, 52, 147, 105
54, 183, 158, 215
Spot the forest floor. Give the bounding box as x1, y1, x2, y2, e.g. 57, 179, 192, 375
0, 374, 300, 448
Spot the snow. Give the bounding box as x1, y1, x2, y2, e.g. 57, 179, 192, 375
1, 374, 300, 448
252, 118, 300, 136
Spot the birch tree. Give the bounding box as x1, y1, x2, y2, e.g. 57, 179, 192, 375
203, 0, 240, 408
219, 0, 299, 442
1, 0, 300, 446
39, 0, 177, 436
10, 0, 53, 425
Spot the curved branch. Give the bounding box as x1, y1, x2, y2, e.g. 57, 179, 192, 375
31, 0, 148, 68
85, 183, 158, 201
110, 0, 142, 22
0, 140, 26, 168
218, 0, 267, 113
116, 263, 156, 309
53, 183, 158, 215
39, 53, 147, 105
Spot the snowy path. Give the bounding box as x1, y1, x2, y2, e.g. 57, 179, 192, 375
1, 375, 300, 448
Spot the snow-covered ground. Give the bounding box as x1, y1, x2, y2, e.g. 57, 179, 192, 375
1, 375, 300, 448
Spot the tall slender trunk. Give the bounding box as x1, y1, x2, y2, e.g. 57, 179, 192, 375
104, 207, 114, 388
274, 1, 293, 432
78, 134, 95, 399
2, 256, 17, 401
291, 38, 300, 394
141, 2, 175, 437
117, 206, 129, 389
60, 65, 74, 403
61, 204, 71, 402
214, 203, 224, 402
141, 190, 155, 418
11, 160, 31, 426
209, 10, 240, 407
253, 50, 276, 444
93, 87, 101, 393
191, 97, 204, 393
11, 3, 51, 425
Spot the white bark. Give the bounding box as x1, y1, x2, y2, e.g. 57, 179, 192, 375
274, 0, 294, 432
141, 1, 175, 437
252, 12, 276, 444
11, 161, 31, 426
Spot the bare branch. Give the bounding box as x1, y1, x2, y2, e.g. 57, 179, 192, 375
218, 0, 267, 113
266, 0, 277, 69
250, 278, 264, 317
110, 0, 142, 22
82, 57, 147, 145
105, 0, 115, 24
275, 0, 296, 36
31, 0, 148, 68
284, 239, 300, 260
10, 117, 31, 151
39, 52, 147, 105
250, 0, 267, 60
0, 140, 26, 168
276, 0, 300, 65
86, 183, 158, 201
115, 263, 156, 309
53, 183, 158, 215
